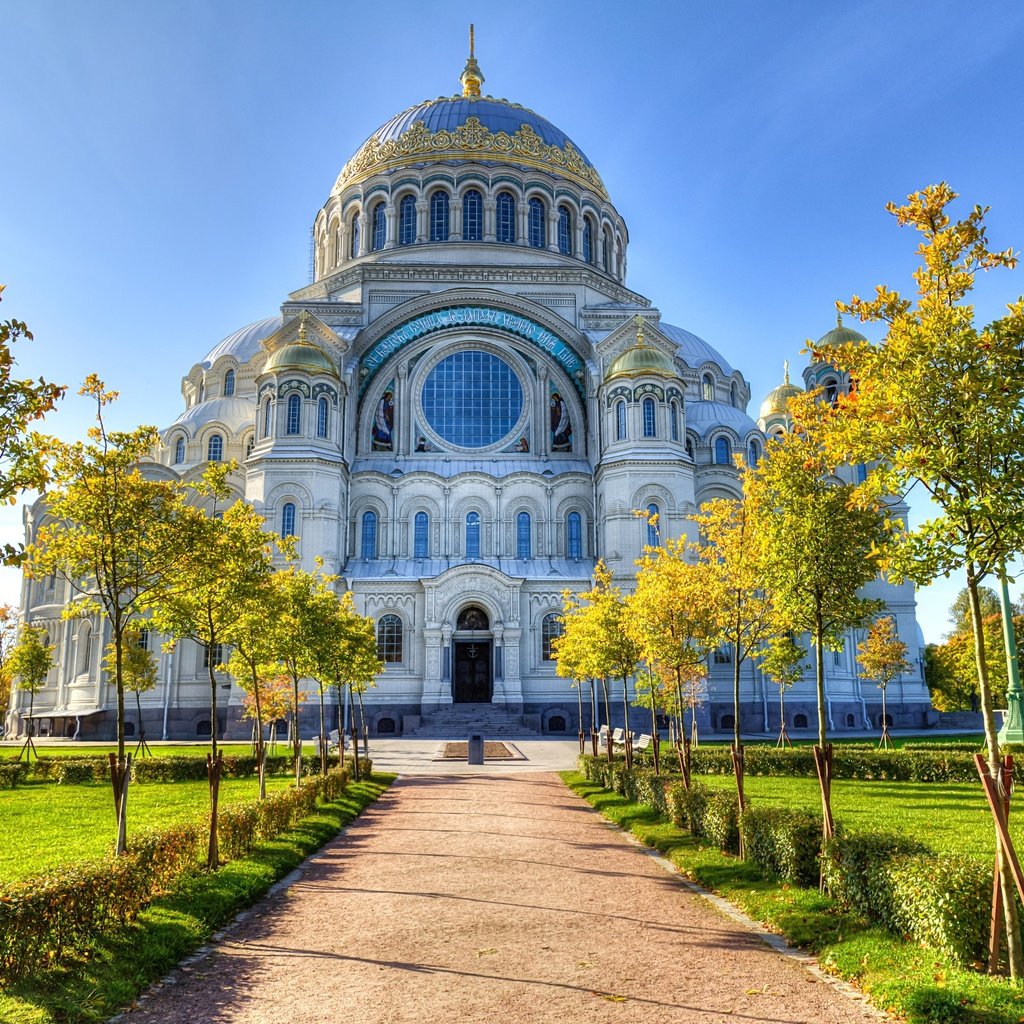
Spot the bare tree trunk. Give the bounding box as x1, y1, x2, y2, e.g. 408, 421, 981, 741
966, 566, 1023, 976
253, 665, 266, 800
318, 683, 327, 776
347, 683, 360, 782
732, 638, 745, 819
621, 674, 632, 770
291, 666, 302, 786
601, 678, 613, 762
356, 690, 369, 763
206, 650, 221, 868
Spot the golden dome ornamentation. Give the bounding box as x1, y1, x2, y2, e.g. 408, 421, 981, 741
264, 316, 338, 377
815, 312, 868, 350
758, 360, 803, 420
606, 333, 676, 381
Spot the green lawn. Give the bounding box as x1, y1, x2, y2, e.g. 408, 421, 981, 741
0, 742, 310, 759
0, 775, 295, 881
693, 771, 1021, 859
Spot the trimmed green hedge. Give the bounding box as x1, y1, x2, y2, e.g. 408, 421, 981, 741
0, 766, 350, 982
0, 762, 30, 789
577, 753, 1010, 971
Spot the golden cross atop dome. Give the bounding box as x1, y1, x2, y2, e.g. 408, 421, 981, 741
836, 311, 843, 329
783, 359, 790, 385
460, 24, 485, 98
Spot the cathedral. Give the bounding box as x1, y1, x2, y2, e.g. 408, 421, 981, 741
10, 41, 934, 741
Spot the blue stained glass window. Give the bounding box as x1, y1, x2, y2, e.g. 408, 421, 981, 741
542, 613, 563, 660
286, 393, 301, 434
207, 434, 223, 462
429, 191, 449, 241
602, 232, 610, 271
857, 462, 868, 483
317, 397, 329, 438
350, 214, 360, 258
528, 197, 546, 248
174, 437, 185, 464
496, 191, 515, 243
557, 205, 571, 255
670, 401, 679, 441
615, 400, 626, 440
414, 511, 429, 557
377, 614, 402, 662
281, 502, 296, 538
399, 195, 416, 246
372, 201, 386, 250
263, 398, 273, 437
715, 437, 731, 465
421, 351, 523, 448
223, 369, 235, 396
642, 397, 656, 437
516, 511, 531, 559
748, 440, 760, 466
466, 511, 480, 558
463, 189, 482, 240
583, 217, 593, 263
567, 511, 582, 558
646, 503, 660, 547
361, 511, 378, 559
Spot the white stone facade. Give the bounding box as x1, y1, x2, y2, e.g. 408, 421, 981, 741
9, 72, 934, 741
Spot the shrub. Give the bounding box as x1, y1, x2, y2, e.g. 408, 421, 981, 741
740, 807, 822, 887
701, 791, 740, 853
55, 761, 101, 785
666, 781, 709, 832
0, 762, 29, 789
629, 768, 672, 818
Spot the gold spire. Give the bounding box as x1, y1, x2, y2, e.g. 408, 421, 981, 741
460, 24, 485, 97
783, 359, 790, 386
634, 313, 646, 347
836, 310, 843, 328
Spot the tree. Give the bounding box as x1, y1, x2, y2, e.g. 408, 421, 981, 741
747, 430, 887, 848
554, 586, 610, 758
0, 284, 65, 562
626, 533, 719, 778
103, 628, 157, 756
0, 604, 20, 735
28, 377, 193, 853
330, 595, 382, 775
949, 586, 1000, 636
758, 633, 805, 747
797, 184, 1024, 972
924, 641, 979, 712
149, 465, 277, 868
857, 616, 911, 749
8, 622, 53, 761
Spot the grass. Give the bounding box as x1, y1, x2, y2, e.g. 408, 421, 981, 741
691, 772, 1023, 860
0, 742, 317, 759
562, 771, 1024, 1024
0, 775, 297, 881
0, 773, 394, 1024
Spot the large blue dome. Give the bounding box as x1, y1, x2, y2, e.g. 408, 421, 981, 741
333, 94, 606, 199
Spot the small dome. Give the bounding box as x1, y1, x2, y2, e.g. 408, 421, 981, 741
816, 314, 867, 350
687, 401, 760, 440
606, 344, 675, 381
168, 396, 255, 437
202, 316, 283, 368
759, 363, 803, 420
263, 340, 338, 377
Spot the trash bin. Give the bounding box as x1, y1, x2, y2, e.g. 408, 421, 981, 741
468, 733, 484, 765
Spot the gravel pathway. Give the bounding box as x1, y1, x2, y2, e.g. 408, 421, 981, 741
127, 773, 887, 1023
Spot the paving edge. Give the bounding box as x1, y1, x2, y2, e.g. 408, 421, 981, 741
595, 817, 893, 1021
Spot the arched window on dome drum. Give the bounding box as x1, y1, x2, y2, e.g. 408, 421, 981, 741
361, 511, 378, 559
582, 217, 594, 264
174, 437, 185, 464
377, 614, 403, 663
317, 397, 329, 438
730, 381, 739, 408
715, 436, 731, 465
79, 625, 93, 675
350, 213, 360, 259
429, 190, 449, 241
245, 436, 254, 459
646, 503, 660, 547
670, 401, 679, 441
527, 197, 546, 248
465, 511, 481, 558
642, 397, 656, 437
262, 397, 273, 438
516, 511, 531, 559
414, 511, 429, 558
541, 613, 563, 661
223, 369, 235, 397
399, 195, 416, 246
496, 191, 515, 243
372, 201, 386, 251
567, 511, 582, 559
207, 434, 223, 462
685, 438, 694, 460
281, 502, 296, 538
615, 400, 627, 440
824, 378, 839, 406
463, 189, 483, 241
602, 232, 610, 272
557, 204, 572, 255
748, 440, 760, 466
286, 393, 302, 435
702, 373, 714, 401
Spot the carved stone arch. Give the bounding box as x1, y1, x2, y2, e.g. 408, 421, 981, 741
257, 381, 277, 400
451, 494, 492, 523
455, 172, 489, 193
265, 481, 313, 510
630, 483, 676, 514
311, 382, 339, 403
523, 180, 555, 200
554, 494, 592, 521
489, 175, 526, 200
696, 481, 743, 505
398, 493, 443, 522
423, 172, 456, 189
278, 379, 312, 398
505, 494, 545, 521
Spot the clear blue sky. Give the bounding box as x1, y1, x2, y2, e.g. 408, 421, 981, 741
4, 0, 1024, 642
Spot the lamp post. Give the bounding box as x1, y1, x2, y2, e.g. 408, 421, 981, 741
997, 575, 1024, 745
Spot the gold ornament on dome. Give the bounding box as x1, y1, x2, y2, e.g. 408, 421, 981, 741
332, 113, 608, 200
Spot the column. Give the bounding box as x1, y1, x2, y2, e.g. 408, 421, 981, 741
516, 201, 527, 245
547, 208, 560, 253
384, 206, 397, 249
395, 363, 408, 456
451, 195, 464, 241
537, 367, 549, 457
415, 200, 428, 243
358, 208, 370, 257
483, 198, 496, 242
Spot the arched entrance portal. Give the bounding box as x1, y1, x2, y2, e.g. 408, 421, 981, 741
453, 605, 492, 703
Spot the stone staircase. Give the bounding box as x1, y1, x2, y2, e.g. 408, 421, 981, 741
404, 703, 540, 738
